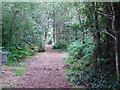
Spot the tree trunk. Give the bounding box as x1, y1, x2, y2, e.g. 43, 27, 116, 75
44, 14, 49, 46
69, 29, 72, 42
114, 3, 120, 83
82, 32, 85, 43
75, 6, 84, 42
53, 12, 56, 45
75, 29, 78, 40
109, 3, 120, 83
45, 15, 49, 40
115, 35, 120, 83
62, 23, 65, 41
0, 53, 2, 77
93, 2, 100, 61
58, 26, 61, 41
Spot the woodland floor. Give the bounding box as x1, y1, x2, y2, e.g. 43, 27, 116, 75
1, 45, 71, 88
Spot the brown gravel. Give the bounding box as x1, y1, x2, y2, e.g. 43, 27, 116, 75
15, 45, 71, 88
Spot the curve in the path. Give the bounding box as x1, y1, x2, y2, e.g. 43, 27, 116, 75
16, 45, 71, 88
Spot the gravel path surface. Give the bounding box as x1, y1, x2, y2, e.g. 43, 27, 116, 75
16, 45, 71, 88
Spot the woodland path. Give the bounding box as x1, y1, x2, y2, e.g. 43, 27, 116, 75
16, 45, 71, 88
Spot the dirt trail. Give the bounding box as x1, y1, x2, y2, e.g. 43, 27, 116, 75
16, 45, 71, 88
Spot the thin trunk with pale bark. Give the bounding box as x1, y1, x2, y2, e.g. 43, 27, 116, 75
52, 12, 56, 45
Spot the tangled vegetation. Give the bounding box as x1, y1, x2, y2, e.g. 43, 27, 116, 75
65, 41, 119, 88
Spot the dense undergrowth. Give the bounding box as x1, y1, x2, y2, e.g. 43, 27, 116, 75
3, 45, 45, 65
64, 41, 119, 89
53, 40, 119, 88
52, 41, 68, 49
2, 2, 45, 64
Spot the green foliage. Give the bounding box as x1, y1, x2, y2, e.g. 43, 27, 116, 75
38, 46, 45, 52
67, 24, 80, 30
52, 41, 68, 49
67, 68, 119, 88
2, 2, 119, 89
65, 41, 93, 85
47, 39, 52, 45
67, 41, 94, 61
14, 68, 26, 76
65, 40, 119, 88
66, 41, 94, 71
2, 2, 45, 63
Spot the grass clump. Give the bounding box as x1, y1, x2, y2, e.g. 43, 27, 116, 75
14, 68, 27, 76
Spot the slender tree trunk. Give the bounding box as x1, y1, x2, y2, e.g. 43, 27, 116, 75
0, 53, 2, 77
114, 3, 120, 83
56, 24, 61, 43
55, 25, 57, 43
75, 6, 84, 42
93, 2, 100, 61
115, 35, 120, 83
58, 26, 61, 41
52, 12, 56, 45
62, 23, 65, 41
44, 14, 49, 46
69, 29, 71, 42
104, 3, 120, 83
82, 32, 85, 43
55, 25, 58, 43
45, 15, 49, 40
75, 29, 78, 40
105, 5, 113, 59
110, 3, 120, 83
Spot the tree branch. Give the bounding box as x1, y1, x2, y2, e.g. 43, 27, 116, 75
102, 30, 116, 40
96, 10, 112, 20
84, 3, 113, 20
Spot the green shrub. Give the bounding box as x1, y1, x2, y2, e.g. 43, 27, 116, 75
52, 41, 67, 49
65, 41, 119, 88
14, 68, 26, 76
47, 39, 52, 45
38, 46, 45, 52
67, 41, 94, 60
6, 43, 45, 64
8, 47, 31, 63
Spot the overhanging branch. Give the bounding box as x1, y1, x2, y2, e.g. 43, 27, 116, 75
102, 29, 116, 40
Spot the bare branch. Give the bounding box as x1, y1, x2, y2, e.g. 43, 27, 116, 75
96, 10, 112, 20
84, 3, 113, 20
107, 3, 113, 15
110, 3, 115, 15
102, 30, 116, 40
110, 3, 116, 32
